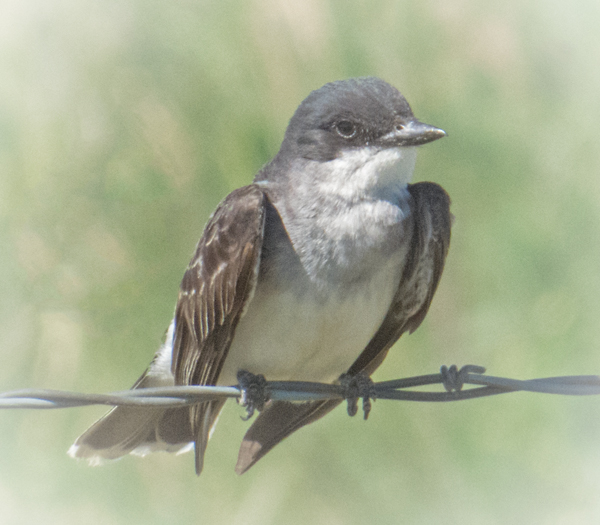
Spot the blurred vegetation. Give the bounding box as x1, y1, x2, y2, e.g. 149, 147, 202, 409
1, 0, 600, 523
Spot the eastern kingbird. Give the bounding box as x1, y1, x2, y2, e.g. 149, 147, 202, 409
70, 77, 451, 475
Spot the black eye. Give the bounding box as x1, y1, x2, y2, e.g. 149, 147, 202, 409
335, 120, 357, 139
395, 123, 405, 131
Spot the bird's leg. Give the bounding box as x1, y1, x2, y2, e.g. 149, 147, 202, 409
340, 372, 376, 420
237, 370, 270, 421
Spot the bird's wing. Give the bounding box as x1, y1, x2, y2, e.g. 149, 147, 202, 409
171, 184, 268, 474
235, 181, 452, 474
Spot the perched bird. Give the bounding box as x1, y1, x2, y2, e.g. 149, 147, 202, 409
70, 77, 452, 475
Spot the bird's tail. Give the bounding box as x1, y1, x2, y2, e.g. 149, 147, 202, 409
69, 319, 225, 475
68, 369, 196, 465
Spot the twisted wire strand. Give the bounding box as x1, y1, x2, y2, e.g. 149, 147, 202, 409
1, 365, 600, 410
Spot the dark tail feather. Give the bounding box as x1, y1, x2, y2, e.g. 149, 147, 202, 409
235, 349, 393, 474
192, 399, 226, 475
235, 399, 341, 474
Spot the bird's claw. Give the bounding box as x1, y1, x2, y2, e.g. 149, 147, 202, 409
237, 370, 270, 420
340, 372, 376, 420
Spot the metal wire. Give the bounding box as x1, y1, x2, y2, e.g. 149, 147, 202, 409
1, 365, 600, 411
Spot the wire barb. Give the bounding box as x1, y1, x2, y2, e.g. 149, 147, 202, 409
441, 364, 486, 392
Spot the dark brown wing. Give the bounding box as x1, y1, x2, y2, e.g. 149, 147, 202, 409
235, 181, 452, 474
172, 184, 268, 474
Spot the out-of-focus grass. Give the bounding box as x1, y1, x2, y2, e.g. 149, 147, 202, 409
1, 0, 600, 523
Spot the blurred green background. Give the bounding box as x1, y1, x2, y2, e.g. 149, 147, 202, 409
2, 0, 600, 523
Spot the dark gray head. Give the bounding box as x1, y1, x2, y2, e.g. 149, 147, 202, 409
273, 77, 445, 164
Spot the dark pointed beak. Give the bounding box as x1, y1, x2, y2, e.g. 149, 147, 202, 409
381, 120, 447, 147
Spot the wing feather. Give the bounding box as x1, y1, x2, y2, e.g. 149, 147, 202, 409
171, 184, 268, 474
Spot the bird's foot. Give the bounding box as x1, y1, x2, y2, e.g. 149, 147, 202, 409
237, 370, 270, 421
340, 372, 376, 420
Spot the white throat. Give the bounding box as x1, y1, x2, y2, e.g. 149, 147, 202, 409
315, 146, 417, 202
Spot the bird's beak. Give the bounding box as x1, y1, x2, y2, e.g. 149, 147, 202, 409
381, 120, 447, 147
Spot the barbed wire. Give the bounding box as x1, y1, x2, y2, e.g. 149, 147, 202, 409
1, 365, 600, 412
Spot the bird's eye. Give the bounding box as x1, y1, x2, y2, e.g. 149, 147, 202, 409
335, 120, 357, 139
395, 124, 405, 131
